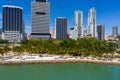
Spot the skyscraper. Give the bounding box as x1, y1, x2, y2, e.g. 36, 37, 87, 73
31, 0, 51, 40
2, 5, 24, 42
56, 17, 68, 40
87, 7, 97, 37
97, 25, 105, 40
112, 26, 118, 37
74, 10, 84, 37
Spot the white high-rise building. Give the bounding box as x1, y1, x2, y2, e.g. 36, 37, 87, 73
87, 7, 97, 37
74, 10, 84, 37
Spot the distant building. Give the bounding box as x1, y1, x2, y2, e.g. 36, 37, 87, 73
31, 0, 51, 40
0, 28, 2, 39
23, 33, 27, 40
87, 7, 97, 37
0, 28, 2, 35
70, 27, 78, 40
51, 28, 55, 38
97, 25, 105, 40
70, 10, 84, 40
2, 5, 25, 42
74, 10, 84, 37
83, 28, 87, 37
55, 17, 68, 40
104, 35, 109, 41
112, 26, 118, 37
107, 35, 116, 41
69, 28, 74, 38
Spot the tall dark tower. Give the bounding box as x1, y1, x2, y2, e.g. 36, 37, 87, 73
97, 25, 105, 40
56, 17, 68, 40
112, 26, 118, 37
2, 5, 24, 42
31, 0, 51, 40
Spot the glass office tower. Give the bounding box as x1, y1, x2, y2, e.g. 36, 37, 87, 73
2, 5, 24, 42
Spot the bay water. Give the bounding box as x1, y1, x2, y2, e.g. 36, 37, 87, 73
0, 63, 120, 80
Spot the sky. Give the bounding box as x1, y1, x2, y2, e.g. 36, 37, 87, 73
0, 0, 120, 35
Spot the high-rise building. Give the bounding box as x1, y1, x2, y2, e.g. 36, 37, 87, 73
2, 5, 25, 42
112, 26, 118, 37
74, 10, 84, 37
31, 0, 51, 40
87, 7, 97, 37
56, 17, 68, 40
97, 25, 105, 40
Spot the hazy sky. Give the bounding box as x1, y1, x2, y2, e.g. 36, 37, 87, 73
0, 0, 120, 35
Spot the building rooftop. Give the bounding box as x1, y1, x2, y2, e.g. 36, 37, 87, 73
56, 17, 67, 19
3, 5, 23, 9
75, 10, 82, 13
90, 7, 95, 11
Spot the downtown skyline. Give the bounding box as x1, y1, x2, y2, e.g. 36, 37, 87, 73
0, 0, 120, 35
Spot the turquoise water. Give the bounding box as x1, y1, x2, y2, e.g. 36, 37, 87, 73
0, 63, 120, 80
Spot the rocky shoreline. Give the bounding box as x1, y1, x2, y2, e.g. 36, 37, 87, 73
0, 54, 120, 66
0, 59, 120, 66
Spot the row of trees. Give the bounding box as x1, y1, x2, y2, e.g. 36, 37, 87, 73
0, 39, 9, 44
0, 37, 118, 58
0, 46, 11, 56
21, 38, 117, 57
